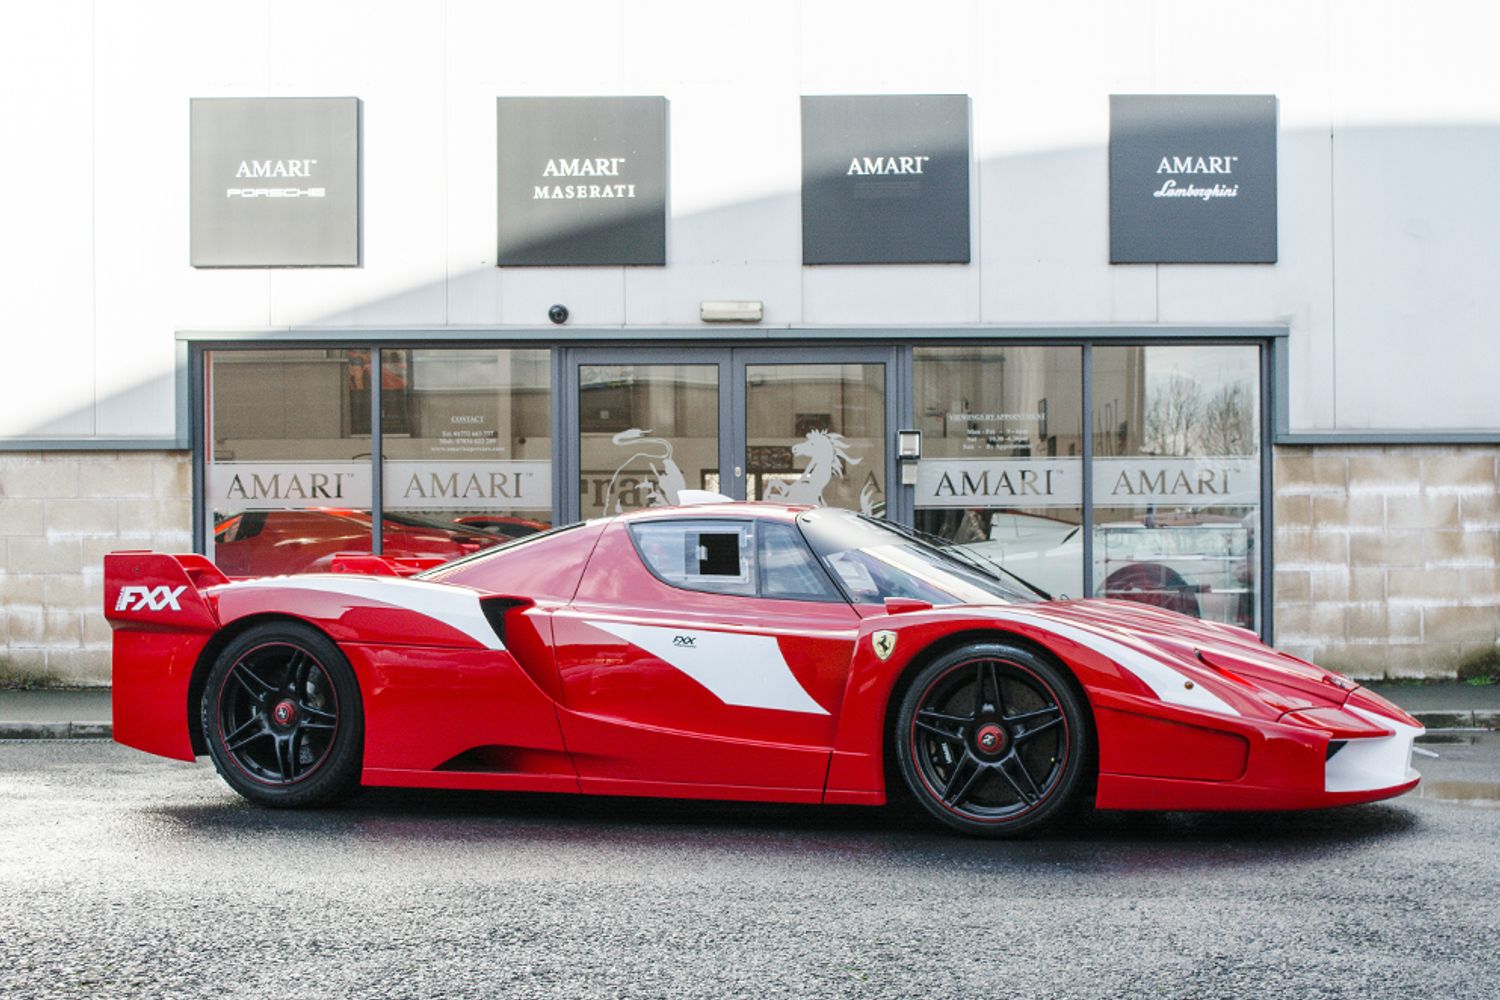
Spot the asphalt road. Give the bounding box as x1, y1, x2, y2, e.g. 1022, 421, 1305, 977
1, 739, 1497, 1000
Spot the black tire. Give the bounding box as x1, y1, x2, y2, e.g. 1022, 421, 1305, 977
894, 641, 1089, 837
200, 621, 363, 808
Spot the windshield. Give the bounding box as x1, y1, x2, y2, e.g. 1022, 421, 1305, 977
797, 508, 1044, 606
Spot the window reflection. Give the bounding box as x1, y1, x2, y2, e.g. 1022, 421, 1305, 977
207, 349, 374, 574
912, 347, 1084, 598
579, 364, 719, 517
1092, 345, 1261, 629
206, 348, 555, 578
744, 363, 885, 515
380, 348, 553, 551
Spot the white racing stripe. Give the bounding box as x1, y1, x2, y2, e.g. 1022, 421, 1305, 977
975, 608, 1240, 717
589, 620, 829, 716
1325, 705, 1424, 793
227, 575, 504, 650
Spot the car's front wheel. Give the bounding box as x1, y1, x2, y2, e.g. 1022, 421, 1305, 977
201, 621, 363, 808
894, 641, 1088, 837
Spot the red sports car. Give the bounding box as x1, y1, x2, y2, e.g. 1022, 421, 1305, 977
104, 502, 1423, 837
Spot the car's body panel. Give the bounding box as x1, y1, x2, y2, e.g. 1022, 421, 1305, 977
112, 628, 213, 763
107, 551, 223, 762
553, 520, 856, 790
104, 503, 1424, 818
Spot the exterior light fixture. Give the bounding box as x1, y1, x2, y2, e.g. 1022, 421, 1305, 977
700, 300, 763, 323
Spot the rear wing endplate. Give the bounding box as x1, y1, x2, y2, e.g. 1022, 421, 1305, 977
103, 551, 225, 632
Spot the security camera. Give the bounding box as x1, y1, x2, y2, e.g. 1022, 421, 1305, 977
548, 304, 569, 325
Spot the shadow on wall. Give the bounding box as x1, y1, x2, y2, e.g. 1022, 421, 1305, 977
15, 120, 1500, 437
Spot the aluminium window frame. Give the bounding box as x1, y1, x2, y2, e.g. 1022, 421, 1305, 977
184, 325, 1282, 641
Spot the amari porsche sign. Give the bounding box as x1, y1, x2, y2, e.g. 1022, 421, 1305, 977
1109, 94, 1278, 264
496, 97, 668, 266
800, 94, 971, 265
190, 97, 361, 267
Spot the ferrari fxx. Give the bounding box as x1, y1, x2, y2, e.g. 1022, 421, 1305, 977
106, 502, 1422, 836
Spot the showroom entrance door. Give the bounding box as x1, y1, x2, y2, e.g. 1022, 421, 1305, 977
563, 347, 899, 522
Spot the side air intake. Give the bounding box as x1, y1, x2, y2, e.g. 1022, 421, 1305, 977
478, 597, 531, 646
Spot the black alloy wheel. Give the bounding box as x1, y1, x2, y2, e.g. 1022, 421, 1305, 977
894, 641, 1089, 837
201, 621, 363, 808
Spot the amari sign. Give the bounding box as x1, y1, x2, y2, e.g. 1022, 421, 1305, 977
497, 97, 668, 266
915, 458, 1259, 508
190, 97, 361, 267
1109, 94, 1278, 264
384, 461, 551, 510
801, 94, 971, 264
207, 462, 371, 511
207, 460, 552, 512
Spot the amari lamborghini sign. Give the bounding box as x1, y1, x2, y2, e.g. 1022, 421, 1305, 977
1109, 94, 1278, 264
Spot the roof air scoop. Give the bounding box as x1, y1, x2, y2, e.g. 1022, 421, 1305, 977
676, 490, 735, 505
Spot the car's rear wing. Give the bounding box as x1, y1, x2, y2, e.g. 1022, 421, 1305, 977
103, 551, 225, 632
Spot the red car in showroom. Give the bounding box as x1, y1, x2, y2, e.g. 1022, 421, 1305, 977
212, 508, 501, 577
105, 502, 1423, 837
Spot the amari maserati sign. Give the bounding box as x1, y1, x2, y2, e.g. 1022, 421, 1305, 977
801, 94, 971, 265
190, 97, 361, 267
497, 97, 668, 266
1109, 94, 1278, 264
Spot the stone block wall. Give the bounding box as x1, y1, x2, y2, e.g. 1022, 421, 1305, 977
1273, 445, 1500, 678
0, 451, 191, 686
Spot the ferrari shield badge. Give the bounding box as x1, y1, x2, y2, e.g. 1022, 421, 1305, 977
872, 630, 897, 661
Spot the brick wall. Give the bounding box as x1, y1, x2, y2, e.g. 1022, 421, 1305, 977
1274, 445, 1500, 678
0, 451, 191, 686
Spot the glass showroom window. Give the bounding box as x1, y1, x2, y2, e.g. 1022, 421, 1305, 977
744, 363, 887, 514
1091, 345, 1261, 630
578, 363, 720, 518
205, 349, 376, 576
911, 347, 1085, 598
379, 348, 553, 554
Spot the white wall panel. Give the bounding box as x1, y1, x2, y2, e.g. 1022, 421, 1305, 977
266, 0, 447, 327
447, 0, 628, 327
0, 1, 95, 436
975, 1, 1158, 325
1330, 0, 1500, 430
1150, 0, 1338, 429
4, 0, 1500, 441
94, 1, 274, 438
799, 0, 981, 323
620, 0, 802, 325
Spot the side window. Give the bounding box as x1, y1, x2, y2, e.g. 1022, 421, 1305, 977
629, 520, 756, 596
758, 522, 842, 602
825, 551, 883, 603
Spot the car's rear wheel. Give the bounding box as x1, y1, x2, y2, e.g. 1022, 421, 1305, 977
894, 641, 1088, 837
201, 621, 363, 808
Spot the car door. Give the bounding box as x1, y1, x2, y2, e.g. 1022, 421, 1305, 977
550, 515, 861, 799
